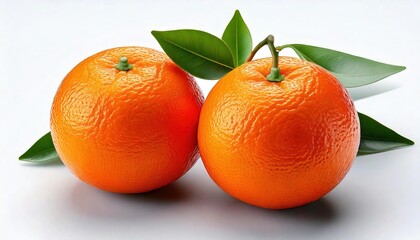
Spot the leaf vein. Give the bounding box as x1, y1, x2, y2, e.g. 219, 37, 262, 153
20, 148, 56, 159
155, 35, 234, 70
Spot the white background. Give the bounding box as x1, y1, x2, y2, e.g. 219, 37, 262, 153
1, 0, 419, 239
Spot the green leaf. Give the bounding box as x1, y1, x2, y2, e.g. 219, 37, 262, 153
358, 112, 414, 155
222, 10, 252, 67
19, 132, 60, 163
152, 29, 235, 80
283, 44, 406, 88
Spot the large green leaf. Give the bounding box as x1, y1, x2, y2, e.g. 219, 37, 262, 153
222, 10, 252, 67
19, 132, 60, 163
152, 30, 235, 80
282, 44, 406, 88
358, 112, 414, 155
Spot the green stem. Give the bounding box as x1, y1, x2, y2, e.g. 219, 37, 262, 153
246, 36, 270, 62
247, 35, 284, 82
115, 57, 133, 71
275, 44, 291, 52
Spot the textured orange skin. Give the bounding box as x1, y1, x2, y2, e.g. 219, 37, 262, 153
198, 57, 360, 209
51, 47, 204, 193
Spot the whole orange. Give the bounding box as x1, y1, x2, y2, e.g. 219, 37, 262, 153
51, 47, 204, 193
198, 57, 360, 209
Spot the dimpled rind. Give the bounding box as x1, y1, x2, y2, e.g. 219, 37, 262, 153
198, 57, 360, 209
51, 47, 204, 193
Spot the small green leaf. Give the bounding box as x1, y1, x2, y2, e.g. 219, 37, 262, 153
283, 44, 406, 88
358, 112, 414, 155
222, 10, 252, 67
19, 132, 60, 163
152, 29, 235, 80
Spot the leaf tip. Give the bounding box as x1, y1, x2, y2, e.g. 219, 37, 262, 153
18, 151, 28, 161
151, 30, 158, 36
391, 64, 406, 73
407, 139, 415, 145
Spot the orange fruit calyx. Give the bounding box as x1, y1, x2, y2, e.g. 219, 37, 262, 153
115, 56, 133, 71
246, 34, 285, 82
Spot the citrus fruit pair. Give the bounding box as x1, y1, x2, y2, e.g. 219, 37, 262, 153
51, 46, 359, 209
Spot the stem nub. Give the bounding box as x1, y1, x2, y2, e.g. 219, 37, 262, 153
115, 57, 133, 71
247, 35, 285, 82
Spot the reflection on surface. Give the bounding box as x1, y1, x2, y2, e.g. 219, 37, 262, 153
67, 174, 341, 238
70, 180, 193, 220
20, 158, 64, 167
207, 194, 338, 236
282, 198, 336, 223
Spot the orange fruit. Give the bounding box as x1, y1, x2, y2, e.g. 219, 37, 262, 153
198, 57, 360, 209
51, 47, 204, 193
